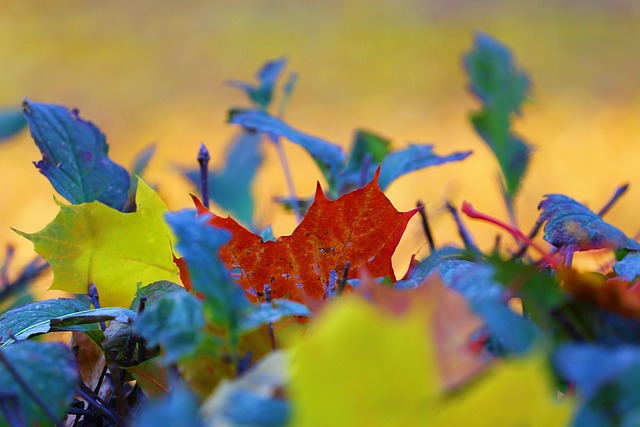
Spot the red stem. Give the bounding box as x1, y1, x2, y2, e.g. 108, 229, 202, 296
461, 201, 559, 269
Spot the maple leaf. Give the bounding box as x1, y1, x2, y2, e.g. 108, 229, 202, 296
14, 180, 180, 308
188, 170, 419, 304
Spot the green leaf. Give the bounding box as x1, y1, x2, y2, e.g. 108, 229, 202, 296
464, 33, 532, 198
0, 108, 26, 141
133, 292, 205, 364
240, 299, 311, 331
346, 130, 391, 173
14, 180, 180, 309
22, 99, 131, 210
1, 307, 136, 347
165, 210, 250, 330
0, 341, 78, 426
0, 298, 90, 345
129, 280, 185, 312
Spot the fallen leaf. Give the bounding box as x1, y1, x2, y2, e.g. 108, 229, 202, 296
15, 180, 180, 308
189, 170, 418, 305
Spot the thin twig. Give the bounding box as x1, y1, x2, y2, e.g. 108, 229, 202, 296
512, 221, 543, 260
88, 283, 106, 331
197, 142, 211, 209
0, 245, 15, 287
598, 182, 629, 217
273, 138, 302, 223
0, 257, 49, 303
336, 262, 351, 296
416, 202, 435, 253
77, 383, 125, 426
0, 350, 64, 426
445, 201, 480, 253
264, 285, 276, 351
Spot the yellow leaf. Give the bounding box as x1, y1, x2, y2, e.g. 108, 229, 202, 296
434, 355, 573, 426
289, 295, 439, 427
289, 287, 573, 427
15, 180, 179, 308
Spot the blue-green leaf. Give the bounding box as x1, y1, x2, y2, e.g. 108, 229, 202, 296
228, 109, 345, 180
227, 58, 287, 110
464, 32, 532, 198
134, 381, 204, 427
613, 252, 640, 281
133, 292, 205, 364
0, 341, 78, 426
165, 210, 250, 329
0, 108, 26, 141
240, 299, 311, 331
0, 298, 90, 345
377, 144, 471, 191
22, 99, 131, 210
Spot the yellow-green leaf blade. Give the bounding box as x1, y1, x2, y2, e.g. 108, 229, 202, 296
15, 181, 179, 308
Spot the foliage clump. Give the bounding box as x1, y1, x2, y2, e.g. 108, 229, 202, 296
0, 33, 638, 426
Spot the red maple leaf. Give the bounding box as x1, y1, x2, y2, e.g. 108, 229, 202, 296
182, 170, 419, 304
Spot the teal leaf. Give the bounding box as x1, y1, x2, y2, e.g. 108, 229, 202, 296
134, 380, 204, 427
22, 99, 131, 210
240, 299, 311, 331
227, 57, 287, 110
133, 292, 205, 364
165, 210, 250, 329
228, 109, 345, 181
185, 131, 263, 226
0, 341, 78, 426
470, 299, 537, 355
613, 252, 640, 281
129, 280, 185, 311
394, 246, 467, 289
0, 108, 26, 141
538, 194, 640, 252
464, 32, 532, 198
0, 298, 90, 345
377, 144, 472, 191
1, 306, 136, 347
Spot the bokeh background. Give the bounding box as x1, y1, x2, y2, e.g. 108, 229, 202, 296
1, 0, 640, 284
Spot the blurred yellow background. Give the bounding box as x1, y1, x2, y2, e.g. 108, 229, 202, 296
1, 0, 640, 284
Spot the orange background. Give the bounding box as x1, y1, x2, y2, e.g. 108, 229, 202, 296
1, 1, 640, 285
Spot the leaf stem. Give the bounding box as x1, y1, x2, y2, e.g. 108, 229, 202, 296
445, 201, 479, 252
337, 262, 351, 296
598, 182, 629, 217
0, 245, 14, 287
197, 142, 211, 209
264, 285, 277, 351
462, 201, 559, 269
273, 138, 302, 223
416, 202, 436, 253
0, 349, 64, 426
